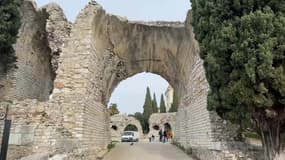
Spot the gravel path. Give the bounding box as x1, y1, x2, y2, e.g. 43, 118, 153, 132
103, 142, 194, 160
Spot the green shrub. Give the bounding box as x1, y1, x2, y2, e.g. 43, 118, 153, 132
244, 132, 261, 139
107, 142, 116, 152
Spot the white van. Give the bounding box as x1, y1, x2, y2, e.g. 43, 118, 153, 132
121, 131, 139, 142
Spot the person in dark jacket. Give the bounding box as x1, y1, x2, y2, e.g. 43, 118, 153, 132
163, 130, 167, 143
159, 129, 163, 142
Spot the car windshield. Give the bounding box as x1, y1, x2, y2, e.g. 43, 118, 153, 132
123, 132, 134, 136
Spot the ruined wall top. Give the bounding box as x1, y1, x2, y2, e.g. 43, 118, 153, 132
0, 0, 71, 101
42, 0, 199, 105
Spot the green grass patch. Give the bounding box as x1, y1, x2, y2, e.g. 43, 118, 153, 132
243, 132, 261, 139
244, 132, 285, 143
107, 141, 117, 152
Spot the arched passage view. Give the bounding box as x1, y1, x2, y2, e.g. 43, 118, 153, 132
107, 71, 176, 146
0, 0, 283, 160
110, 114, 143, 142
124, 124, 138, 131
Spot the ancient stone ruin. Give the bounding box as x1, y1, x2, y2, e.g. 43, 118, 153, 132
0, 0, 262, 159
110, 114, 143, 142
148, 113, 176, 139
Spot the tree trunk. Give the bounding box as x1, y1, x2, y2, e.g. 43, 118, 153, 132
256, 118, 282, 160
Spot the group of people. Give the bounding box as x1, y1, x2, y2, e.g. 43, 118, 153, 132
158, 129, 173, 143
148, 127, 174, 143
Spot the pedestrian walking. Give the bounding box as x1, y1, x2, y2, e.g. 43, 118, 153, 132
159, 129, 163, 142
163, 130, 167, 143
169, 130, 174, 139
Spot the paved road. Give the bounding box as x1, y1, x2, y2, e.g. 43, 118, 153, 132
103, 142, 194, 160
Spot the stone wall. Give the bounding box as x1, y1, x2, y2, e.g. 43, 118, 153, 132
148, 113, 176, 139
110, 114, 143, 141
12, 1, 53, 101
52, 2, 111, 158
0, 0, 70, 102
0, 100, 79, 160
173, 55, 255, 159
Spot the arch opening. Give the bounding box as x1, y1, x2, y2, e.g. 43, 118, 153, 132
108, 72, 173, 134
153, 125, 160, 131
124, 124, 138, 132
108, 72, 171, 115
111, 125, 118, 131
164, 123, 172, 132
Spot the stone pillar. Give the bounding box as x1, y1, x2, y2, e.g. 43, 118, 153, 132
52, 2, 111, 158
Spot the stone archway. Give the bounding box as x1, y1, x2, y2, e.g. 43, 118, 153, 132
110, 114, 143, 142
124, 124, 138, 131
164, 123, 172, 133
52, 2, 240, 158
0, 1, 249, 160
148, 113, 176, 138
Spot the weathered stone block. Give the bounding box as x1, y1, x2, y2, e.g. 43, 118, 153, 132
9, 133, 22, 145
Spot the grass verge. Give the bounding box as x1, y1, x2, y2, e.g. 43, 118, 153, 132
107, 141, 118, 152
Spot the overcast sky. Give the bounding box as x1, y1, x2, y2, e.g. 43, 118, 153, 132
35, 0, 191, 114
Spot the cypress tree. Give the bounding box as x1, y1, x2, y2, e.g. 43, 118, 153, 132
169, 91, 178, 112
143, 87, 153, 120
152, 93, 158, 113
133, 112, 146, 132
0, 0, 22, 72
192, 0, 285, 159
159, 94, 166, 113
